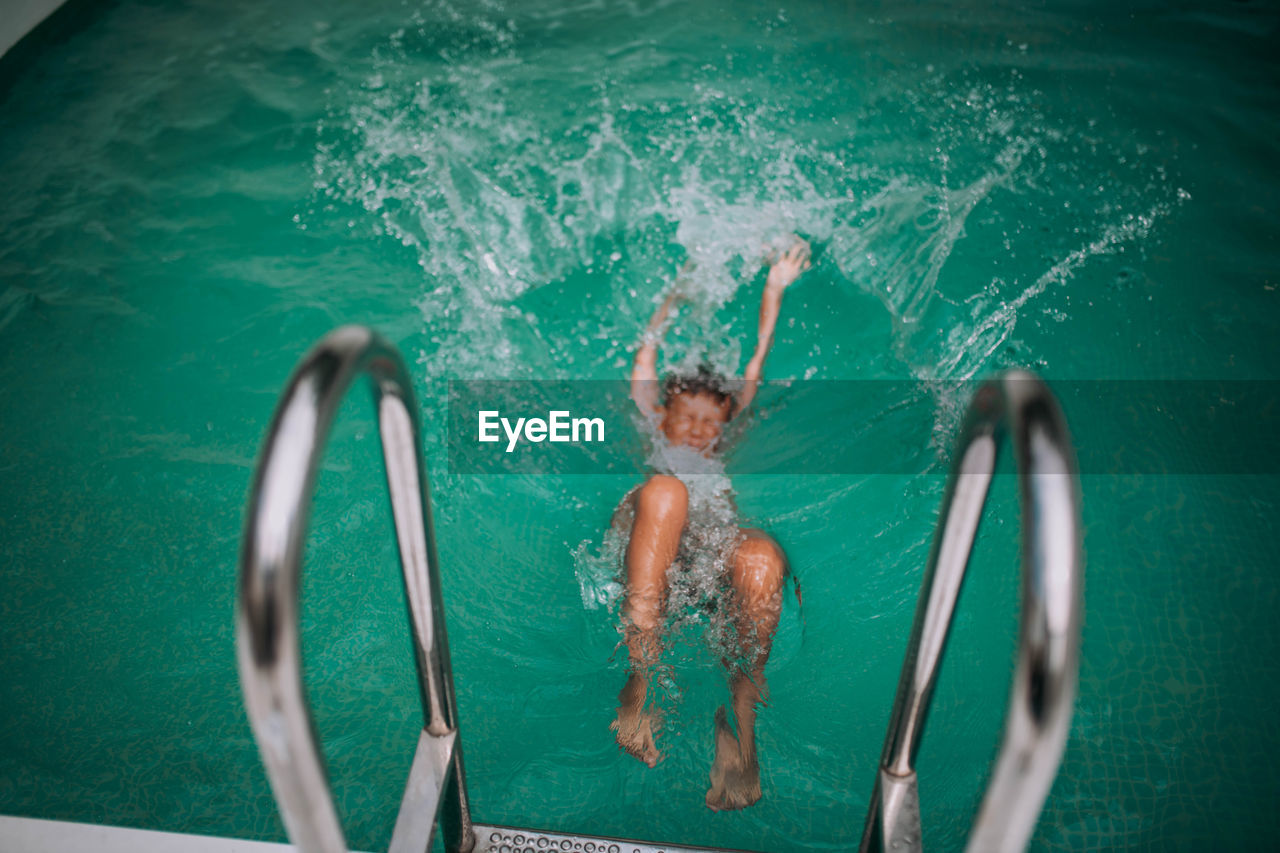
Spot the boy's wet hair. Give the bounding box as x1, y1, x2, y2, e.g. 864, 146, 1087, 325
662, 363, 735, 411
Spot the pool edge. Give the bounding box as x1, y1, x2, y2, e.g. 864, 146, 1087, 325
0, 814, 367, 853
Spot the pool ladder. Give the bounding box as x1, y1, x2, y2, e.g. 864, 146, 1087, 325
237, 326, 1082, 853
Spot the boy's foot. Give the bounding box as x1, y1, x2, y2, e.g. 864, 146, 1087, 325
705, 706, 762, 811
612, 673, 663, 767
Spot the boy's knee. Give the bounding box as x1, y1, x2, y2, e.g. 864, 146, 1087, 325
732, 536, 786, 597
636, 474, 688, 516
735, 535, 785, 570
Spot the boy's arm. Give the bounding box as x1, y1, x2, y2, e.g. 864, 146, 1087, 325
631, 289, 682, 418
736, 240, 811, 414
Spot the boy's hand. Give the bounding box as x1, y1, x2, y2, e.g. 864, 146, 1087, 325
765, 239, 812, 292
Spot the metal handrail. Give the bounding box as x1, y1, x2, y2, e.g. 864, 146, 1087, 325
860, 372, 1083, 853
237, 331, 1079, 853
236, 325, 474, 853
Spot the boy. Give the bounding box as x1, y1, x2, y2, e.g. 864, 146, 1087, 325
611, 239, 811, 811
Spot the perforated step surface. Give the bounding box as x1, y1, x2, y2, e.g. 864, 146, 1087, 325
471, 824, 756, 853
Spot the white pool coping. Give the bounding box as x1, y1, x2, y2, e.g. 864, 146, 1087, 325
0, 815, 370, 853
1, 0, 68, 58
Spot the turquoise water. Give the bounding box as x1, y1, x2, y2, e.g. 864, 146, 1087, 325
1, 0, 1278, 850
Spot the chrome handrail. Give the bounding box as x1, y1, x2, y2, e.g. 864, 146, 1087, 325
860, 372, 1083, 853
237, 325, 474, 853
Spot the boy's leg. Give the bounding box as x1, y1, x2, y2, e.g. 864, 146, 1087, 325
706, 529, 787, 811
612, 475, 688, 767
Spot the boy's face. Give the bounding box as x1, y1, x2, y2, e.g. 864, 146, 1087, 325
659, 392, 732, 452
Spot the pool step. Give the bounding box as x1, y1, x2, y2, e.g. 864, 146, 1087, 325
471, 825, 754, 853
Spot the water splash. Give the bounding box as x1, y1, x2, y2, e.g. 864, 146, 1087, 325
575, 427, 745, 661
310, 0, 1186, 630
316, 21, 1180, 390
938, 196, 1185, 383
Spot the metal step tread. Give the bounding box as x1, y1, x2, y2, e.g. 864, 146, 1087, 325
471, 824, 759, 853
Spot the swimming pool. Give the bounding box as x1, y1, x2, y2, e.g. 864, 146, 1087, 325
1, 0, 1277, 850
